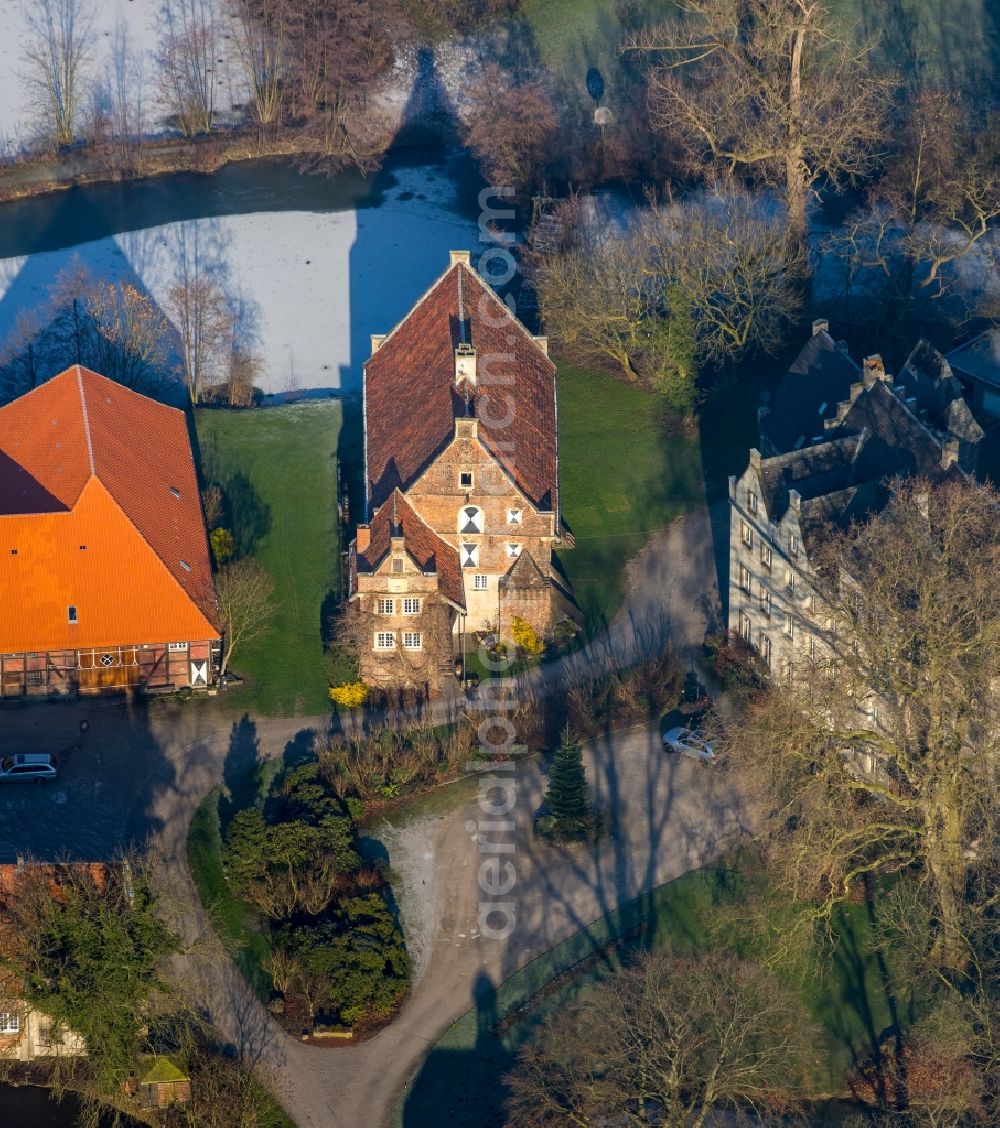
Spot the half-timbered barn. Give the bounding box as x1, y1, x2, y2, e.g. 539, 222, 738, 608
0, 366, 220, 698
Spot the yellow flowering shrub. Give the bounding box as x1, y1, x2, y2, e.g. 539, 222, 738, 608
329, 682, 369, 709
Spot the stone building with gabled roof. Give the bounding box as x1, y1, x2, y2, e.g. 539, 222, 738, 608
0, 366, 220, 697
729, 330, 976, 679
347, 251, 577, 692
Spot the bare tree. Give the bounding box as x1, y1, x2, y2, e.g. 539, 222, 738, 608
215, 557, 277, 676
625, 0, 893, 244
284, 0, 393, 171
834, 90, 1000, 319
46, 260, 169, 391
21, 0, 95, 145
533, 188, 803, 395
105, 18, 146, 175
724, 478, 1000, 973
159, 0, 220, 136
463, 63, 558, 192
506, 948, 818, 1125
165, 266, 233, 405
227, 0, 290, 135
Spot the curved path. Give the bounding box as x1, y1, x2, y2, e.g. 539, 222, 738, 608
0, 502, 734, 1126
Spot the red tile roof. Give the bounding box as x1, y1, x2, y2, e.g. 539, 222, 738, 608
357, 489, 465, 610
364, 260, 557, 513
0, 367, 219, 651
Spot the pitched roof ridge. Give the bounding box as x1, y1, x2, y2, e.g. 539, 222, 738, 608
463, 263, 556, 370
76, 365, 96, 475
74, 365, 186, 417
366, 260, 464, 359
85, 474, 218, 634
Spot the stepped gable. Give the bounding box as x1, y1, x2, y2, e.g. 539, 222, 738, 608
356, 488, 465, 610
0, 366, 219, 641
760, 326, 860, 454
364, 259, 557, 512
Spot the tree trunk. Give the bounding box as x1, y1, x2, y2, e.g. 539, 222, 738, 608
924, 801, 970, 973
786, 23, 808, 249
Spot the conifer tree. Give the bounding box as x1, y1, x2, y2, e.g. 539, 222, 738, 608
543, 725, 598, 840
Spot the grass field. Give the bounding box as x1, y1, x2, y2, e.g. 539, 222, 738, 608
396, 858, 924, 1126
556, 363, 704, 629
195, 401, 341, 716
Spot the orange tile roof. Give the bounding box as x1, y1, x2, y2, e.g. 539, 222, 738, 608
0, 367, 219, 651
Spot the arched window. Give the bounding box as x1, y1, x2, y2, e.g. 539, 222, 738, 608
459, 505, 483, 535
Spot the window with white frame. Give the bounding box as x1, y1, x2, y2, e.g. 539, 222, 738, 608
759, 584, 771, 617
377, 598, 395, 614
402, 598, 421, 615
473, 574, 489, 590
789, 532, 800, 557
459, 471, 474, 489
374, 631, 395, 651
402, 631, 422, 650
506, 543, 521, 559
741, 520, 753, 549
0, 1012, 19, 1035
459, 505, 483, 535
507, 507, 521, 525
747, 489, 758, 514
758, 632, 772, 668
461, 543, 480, 568
759, 543, 772, 570
739, 611, 752, 642
786, 568, 795, 593
168, 642, 187, 651
740, 564, 751, 594
785, 613, 794, 638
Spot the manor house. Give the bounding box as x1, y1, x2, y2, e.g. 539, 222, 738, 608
347, 251, 576, 693
728, 323, 984, 679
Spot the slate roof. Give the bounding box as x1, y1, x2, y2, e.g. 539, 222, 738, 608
760, 329, 860, 453
356, 488, 465, 610
898, 339, 985, 443
946, 327, 1000, 390
364, 259, 557, 513
754, 382, 958, 535
0, 366, 219, 651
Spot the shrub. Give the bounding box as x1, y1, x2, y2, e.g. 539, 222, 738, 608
209, 526, 235, 565
329, 681, 369, 709
510, 615, 545, 657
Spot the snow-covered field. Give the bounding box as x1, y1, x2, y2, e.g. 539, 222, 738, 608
0, 0, 172, 155
0, 162, 482, 395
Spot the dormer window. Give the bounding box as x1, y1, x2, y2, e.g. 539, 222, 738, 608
459, 471, 474, 489
68, 605, 78, 624
789, 533, 800, 557
747, 490, 758, 514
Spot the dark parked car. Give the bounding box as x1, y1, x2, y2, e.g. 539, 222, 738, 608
0, 753, 58, 783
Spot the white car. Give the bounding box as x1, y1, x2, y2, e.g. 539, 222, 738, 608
662, 727, 715, 762
0, 752, 59, 783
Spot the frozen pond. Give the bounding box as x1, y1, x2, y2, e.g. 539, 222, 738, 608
0, 148, 487, 396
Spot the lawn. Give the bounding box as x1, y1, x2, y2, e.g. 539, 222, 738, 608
195, 401, 341, 715
556, 363, 704, 629
396, 857, 925, 1127
186, 788, 274, 1002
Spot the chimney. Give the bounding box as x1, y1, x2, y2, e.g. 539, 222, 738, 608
812, 318, 829, 336
355, 525, 370, 553
449, 250, 471, 268
370, 333, 386, 355
532, 335, 548, 356
941, 437, 960, 470
863, 354, 885, 388
788, 489, 802, 514
455, 342, 477, 386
